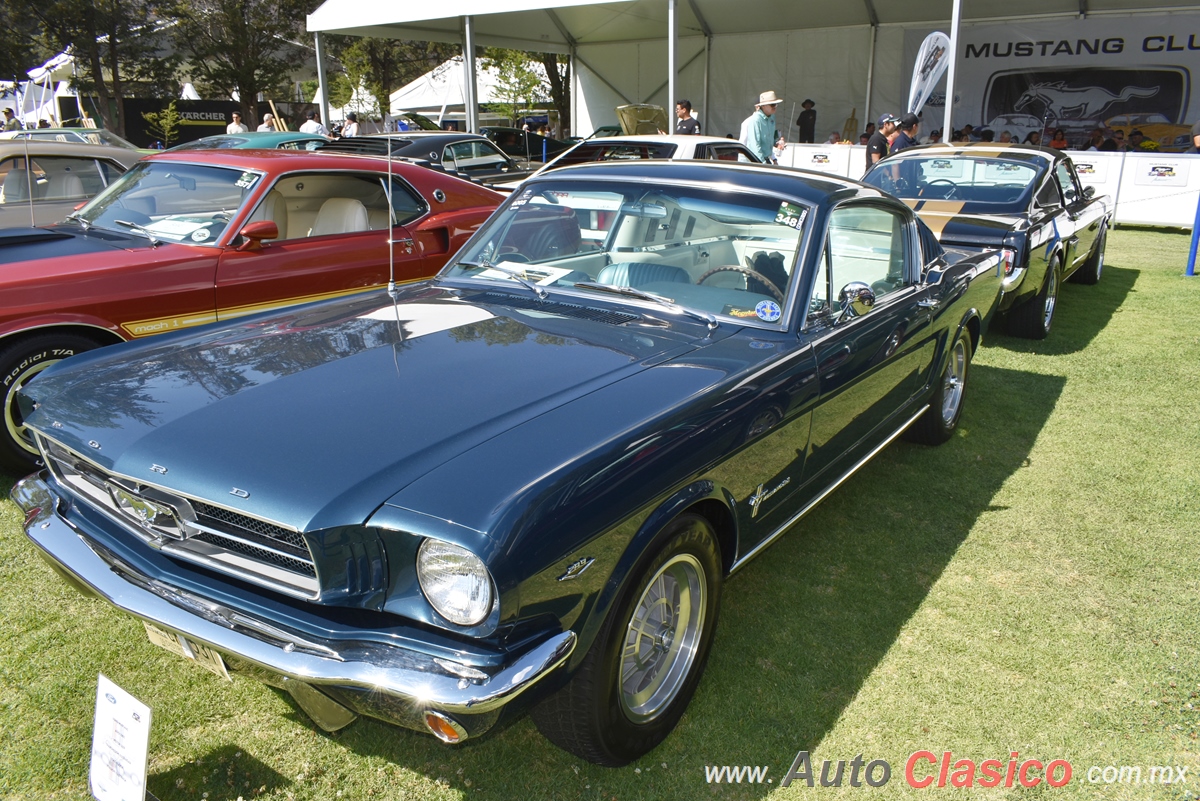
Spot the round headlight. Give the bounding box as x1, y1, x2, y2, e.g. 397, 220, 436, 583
416, 539, 493, 626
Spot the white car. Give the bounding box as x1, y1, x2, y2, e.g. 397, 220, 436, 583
495, 134, 759, 190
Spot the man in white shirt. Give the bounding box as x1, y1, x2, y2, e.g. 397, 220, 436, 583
257, 113, 275, 132
226, 112, 248, 134
299, 111, 329, 136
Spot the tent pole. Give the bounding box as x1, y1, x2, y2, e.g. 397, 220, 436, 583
864, 24, 877, 132
668, 0, 677, 114
570, 46, 578, 138
462, 16, 479, 134
314, 32, 331, 131
943, 0, 962, 140
703, 35, 710, 134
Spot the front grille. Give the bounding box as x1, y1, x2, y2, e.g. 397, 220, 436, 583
480, 293, 639, 325
192, 501, 308, 554
40, 436, 319, 598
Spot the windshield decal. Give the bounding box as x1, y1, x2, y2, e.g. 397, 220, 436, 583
235, 172, 260, 189
755, 300, 782, 323
775, 201, 807, 230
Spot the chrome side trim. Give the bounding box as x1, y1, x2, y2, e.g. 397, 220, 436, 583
729, 404, 930, 574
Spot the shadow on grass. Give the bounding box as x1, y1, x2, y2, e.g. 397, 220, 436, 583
150, 744, 289, 801
991, 264, 1139, 356
231, 364, 1065, 800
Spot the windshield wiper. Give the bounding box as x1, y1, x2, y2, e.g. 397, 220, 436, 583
113, 219, 162, 247
64, 212, 90, 231
457, 260, 548, 300
574, 281, 718, 330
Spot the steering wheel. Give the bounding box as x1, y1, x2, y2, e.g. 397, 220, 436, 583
697, 265, 785, 303
924, 178, 958, 198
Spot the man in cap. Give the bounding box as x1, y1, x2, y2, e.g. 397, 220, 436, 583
3, 108, 22, 132
740, 90, 782, 163
890, 113, 920, 155
796, 99, 816, 143
866, 112, 899, 173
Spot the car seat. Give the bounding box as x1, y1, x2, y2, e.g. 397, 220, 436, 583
250, 189, 289, 240
310, 198, 367, 236
597, 262, 690, 288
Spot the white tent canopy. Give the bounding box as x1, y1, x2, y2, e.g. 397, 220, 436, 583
389, 58, 506, 114
307, 0, 1200, 139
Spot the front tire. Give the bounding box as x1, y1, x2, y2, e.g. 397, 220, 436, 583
531, 513, 722, 766
0, 333, 101, 472
905, 330, 972, 446
1007, 258, 1059, 339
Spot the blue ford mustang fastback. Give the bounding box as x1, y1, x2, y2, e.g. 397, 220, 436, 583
13, 161, 1003, 765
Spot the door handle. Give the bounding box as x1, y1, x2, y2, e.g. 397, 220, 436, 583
393, 237, 415, 254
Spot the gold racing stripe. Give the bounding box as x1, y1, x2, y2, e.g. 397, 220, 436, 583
906, 200, 967, 240
119, 279, 424, 338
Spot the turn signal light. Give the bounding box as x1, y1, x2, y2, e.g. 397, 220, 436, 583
424, 711, 465, 744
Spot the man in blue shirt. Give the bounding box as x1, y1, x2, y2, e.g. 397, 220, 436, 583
740, 90, 782, 163
890, 113, 920, 155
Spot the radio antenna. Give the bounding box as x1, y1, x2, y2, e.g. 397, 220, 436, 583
386, 135, 398, 298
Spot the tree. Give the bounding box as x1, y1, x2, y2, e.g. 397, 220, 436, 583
168, 0, 311, 127
323, 37, 454, 118
483, 49, 543, 127
539, 53, 570, 138
143, 99, 182, 146
0, 0, 53, 86
30, 0, 177, 135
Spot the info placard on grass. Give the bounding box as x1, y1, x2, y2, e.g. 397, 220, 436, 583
90, 674, 151, 801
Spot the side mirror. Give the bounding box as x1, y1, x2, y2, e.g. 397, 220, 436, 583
1083, 185, 1096, 199
837, 281, 876, 321
237, 220, 278, 252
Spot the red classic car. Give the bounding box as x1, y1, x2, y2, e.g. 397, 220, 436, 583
0, 150, 503, 470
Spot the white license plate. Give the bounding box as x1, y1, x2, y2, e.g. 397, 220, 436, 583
144, 622, 231, 681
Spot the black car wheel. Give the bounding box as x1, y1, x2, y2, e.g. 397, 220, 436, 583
1071, 224, 1106, 285
1008, 258, 1059, 340
0, 333, 100, 472
905, 330, 972, 446
531, 513, 722, 766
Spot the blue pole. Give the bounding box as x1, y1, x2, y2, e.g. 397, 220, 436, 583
1188, 191, 1200, 277
543, 138, 547, 162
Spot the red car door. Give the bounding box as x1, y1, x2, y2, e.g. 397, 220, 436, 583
214, 171, 434, 321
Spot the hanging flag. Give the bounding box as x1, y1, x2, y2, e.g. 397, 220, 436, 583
909, 32, 952, 115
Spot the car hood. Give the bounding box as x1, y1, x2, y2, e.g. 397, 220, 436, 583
23, 284, 707, 532
903, 200, 1025, 247
0, 224, 144, 262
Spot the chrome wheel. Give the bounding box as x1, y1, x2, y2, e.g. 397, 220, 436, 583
1042, 266, 1058, 332
619, 553, 706, 723
940, 338, 967, 426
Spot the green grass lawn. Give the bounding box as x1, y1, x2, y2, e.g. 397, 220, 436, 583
2, 227, 1198, 800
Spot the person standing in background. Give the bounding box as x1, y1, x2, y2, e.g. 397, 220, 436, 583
675, 100, 700, 135
866, 113, 898, 174
341, 112, 359, 137
226, 112, 247, 134
300, 110, 329, 136
257, 113, 276, 132
740, 90, 782, 163
796, 99, 816, 144
890, 113, 920, 155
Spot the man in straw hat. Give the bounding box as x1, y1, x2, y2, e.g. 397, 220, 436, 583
739, 90, 782, 163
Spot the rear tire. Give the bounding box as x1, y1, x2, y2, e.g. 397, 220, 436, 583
1007, 258, 1059, 339
531, 513, 722, 766
905, 330, 972, 446
0, 333, 101, 473
1071, 224, 1106, 285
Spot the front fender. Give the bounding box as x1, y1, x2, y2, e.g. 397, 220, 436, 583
0, 313, 125, 345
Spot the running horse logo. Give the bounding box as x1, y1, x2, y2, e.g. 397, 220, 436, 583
1014, 82, 1160, 120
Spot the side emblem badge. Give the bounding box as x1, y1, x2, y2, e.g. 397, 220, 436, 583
557, 557, 595, 582
230, 488, 250, 499
150, 464, 168, 475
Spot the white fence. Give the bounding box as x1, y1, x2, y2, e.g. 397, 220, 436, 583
778, 144, 1200, 229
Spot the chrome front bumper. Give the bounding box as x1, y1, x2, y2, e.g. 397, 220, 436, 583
12, 474, 576, 740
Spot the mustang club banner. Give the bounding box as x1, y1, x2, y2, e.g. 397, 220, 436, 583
905, 13, 1200, 150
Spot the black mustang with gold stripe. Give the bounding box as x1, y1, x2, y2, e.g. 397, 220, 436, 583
864, 143, 1111, 339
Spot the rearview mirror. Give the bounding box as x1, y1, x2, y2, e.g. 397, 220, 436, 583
1083, 186, 1096, 199
237, 220, 278, 252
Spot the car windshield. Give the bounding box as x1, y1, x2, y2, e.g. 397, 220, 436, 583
76, 160, 257, 245
863, 154, 1046, 213
442, 179, 811, 328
